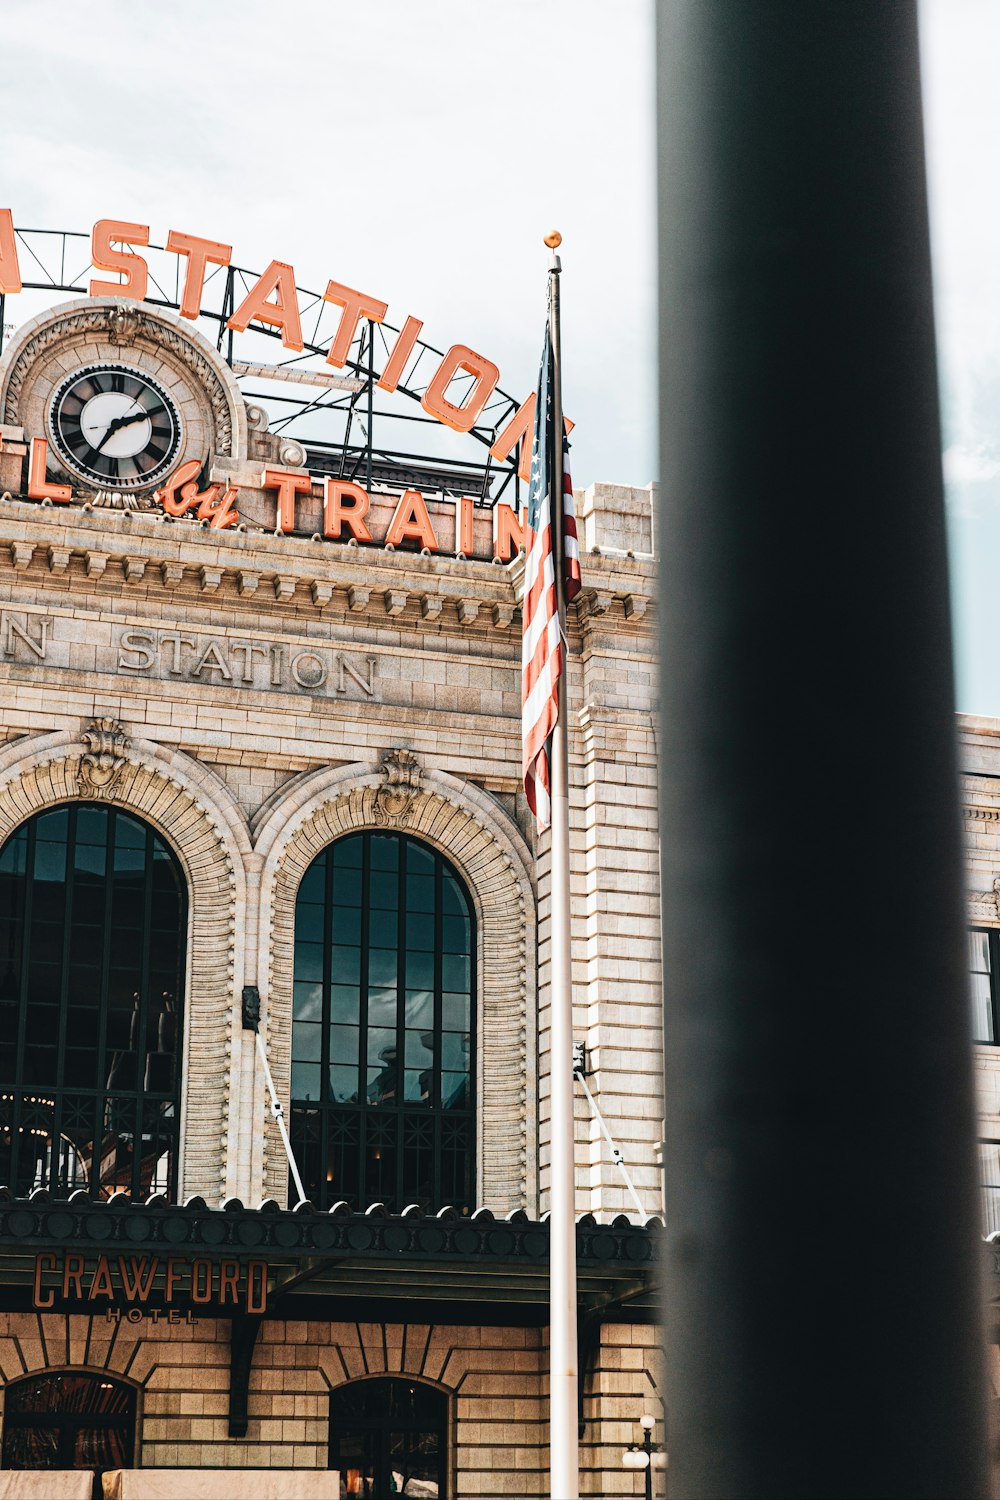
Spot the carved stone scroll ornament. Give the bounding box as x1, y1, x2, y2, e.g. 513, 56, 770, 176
77, 718, 131, 798
106, 306, 139, 346
373, 748, 422, 827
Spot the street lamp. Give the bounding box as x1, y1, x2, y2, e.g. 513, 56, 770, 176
622, 1413, 667, 1499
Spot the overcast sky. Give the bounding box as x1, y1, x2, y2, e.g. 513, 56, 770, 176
1, 2, 998, 713
0, 0, 656, 491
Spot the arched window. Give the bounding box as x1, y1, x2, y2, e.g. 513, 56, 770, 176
330, 1377, 448, 1499
290, 831, 475, 1213
1, 1371, 136, 1472
0, 804, 187, 1200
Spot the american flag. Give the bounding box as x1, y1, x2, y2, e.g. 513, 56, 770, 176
522, 327, 581, 829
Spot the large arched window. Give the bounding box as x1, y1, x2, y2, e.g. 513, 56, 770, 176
1, 1371, 136, 1473
330, 1377, 448, 1498
0, 804, 187, 1200
290, 831, 475, 1213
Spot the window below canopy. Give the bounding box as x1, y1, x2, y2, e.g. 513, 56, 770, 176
330, 1377, 447, 1499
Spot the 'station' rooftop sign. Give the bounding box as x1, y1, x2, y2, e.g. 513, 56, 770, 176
0, 212, 569, 486
0, 213, 576, 562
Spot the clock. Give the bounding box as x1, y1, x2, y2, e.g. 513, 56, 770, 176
47, 362, 182, 490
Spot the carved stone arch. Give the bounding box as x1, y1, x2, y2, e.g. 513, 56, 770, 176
0, 728, 253, 1201
0, 295, 249, 464
254, 759, 537, 1213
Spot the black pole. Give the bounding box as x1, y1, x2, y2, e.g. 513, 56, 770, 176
656, 6, 989, 1498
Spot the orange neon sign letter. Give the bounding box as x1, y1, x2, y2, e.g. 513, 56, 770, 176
322, 280, 388, 368
492, 502, 525, 562
0, 210, 21, 294
377, 315, 423, 393
166, 231, 232, 321
323, 479, 373, 542
264, 467, 312, 533
421, 345, 500, 433
27, 439, 72, 503
455, 496, 474, 557
385, 489, 439, 551
90, 219, 150, 301
227, 261, 304, 352
154, 458, 239, 528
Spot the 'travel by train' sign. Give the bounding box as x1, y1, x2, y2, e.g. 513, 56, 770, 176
22, 443, 528, 561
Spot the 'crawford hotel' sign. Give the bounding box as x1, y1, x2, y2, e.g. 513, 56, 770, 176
0, 215, 662, 1498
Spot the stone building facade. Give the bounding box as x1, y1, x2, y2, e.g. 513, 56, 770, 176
0, 293, 664, 1498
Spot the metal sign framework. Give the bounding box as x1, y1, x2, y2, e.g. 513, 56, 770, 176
0, 227, 527, 509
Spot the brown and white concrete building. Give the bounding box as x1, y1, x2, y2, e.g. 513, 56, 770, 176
4, 230, 1000, 1497
0, 284, 664, 1499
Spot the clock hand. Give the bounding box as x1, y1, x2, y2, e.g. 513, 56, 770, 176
94, 404, 152, 452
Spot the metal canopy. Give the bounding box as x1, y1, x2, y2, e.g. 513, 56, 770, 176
0, 1193, 662, 1326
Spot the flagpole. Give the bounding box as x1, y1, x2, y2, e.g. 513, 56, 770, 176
544, 228, 580, 1500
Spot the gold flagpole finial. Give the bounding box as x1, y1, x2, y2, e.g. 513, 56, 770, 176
544, 230, 562, 249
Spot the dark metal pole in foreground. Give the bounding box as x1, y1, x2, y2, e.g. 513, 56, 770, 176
657, 7, 988, 1498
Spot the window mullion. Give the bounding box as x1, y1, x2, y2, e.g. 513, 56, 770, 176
397, 836, 407, 1214
95, 812, 117, 1199
98, 810, 119, 1194
10, 824, 35, 1192
133, 824, 155, 1200
51, 803, 78, 1192
468, 877, 477, 1211
318, 846, 334, 1205
433, 850, 443, 1210
359, 832, 372, 1211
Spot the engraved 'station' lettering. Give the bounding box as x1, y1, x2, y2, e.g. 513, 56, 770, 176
117, 629, 377, 698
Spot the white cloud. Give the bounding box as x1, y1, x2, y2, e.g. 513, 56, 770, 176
0, 0, 657, 487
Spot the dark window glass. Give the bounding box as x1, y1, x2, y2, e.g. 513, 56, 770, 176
291, 832, 475, 1213
0, 805, 187, 1200
2, 1371, 136, 1474
970, 929, 996, 1043
981, 1139, 1000, 1236
330, 1378, 447, 1500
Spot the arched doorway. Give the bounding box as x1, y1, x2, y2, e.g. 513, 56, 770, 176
1, 1371, 136, 1472
330, 1377, 448, 1498
0, 803, 187, 1199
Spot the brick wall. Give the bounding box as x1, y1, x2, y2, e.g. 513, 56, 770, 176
0, 1311, 661, 1497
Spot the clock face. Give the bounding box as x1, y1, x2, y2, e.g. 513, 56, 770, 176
48, 363, 182, 490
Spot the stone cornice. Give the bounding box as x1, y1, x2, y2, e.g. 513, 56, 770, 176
0, 496, 656, 637
0, 497, 518, 632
